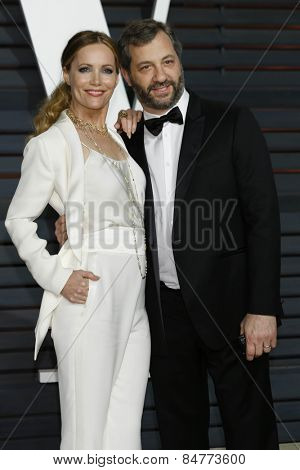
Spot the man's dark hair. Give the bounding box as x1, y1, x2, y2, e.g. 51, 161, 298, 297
117, 19, 182, 71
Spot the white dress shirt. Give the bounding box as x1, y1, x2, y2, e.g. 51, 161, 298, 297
143, 89, 189, 289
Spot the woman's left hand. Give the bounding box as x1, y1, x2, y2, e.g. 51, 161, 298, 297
114, 109, 143, 138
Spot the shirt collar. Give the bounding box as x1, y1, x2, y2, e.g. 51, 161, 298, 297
143, 88, 189, 123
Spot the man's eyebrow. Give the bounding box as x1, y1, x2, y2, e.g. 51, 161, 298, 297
136, 60, 152, 67
162, 54, 175, 60
137, 54, 175, 67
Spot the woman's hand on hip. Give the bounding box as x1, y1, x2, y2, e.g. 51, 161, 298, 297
61, 270, 100, 303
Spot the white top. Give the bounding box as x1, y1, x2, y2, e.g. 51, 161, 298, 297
143, 89, 190, 289
82, 144, 146, 253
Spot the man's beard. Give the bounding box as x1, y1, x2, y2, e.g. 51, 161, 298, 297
129, 71, 185, 111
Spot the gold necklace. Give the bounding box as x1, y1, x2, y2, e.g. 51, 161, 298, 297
110, 159, 147, 279
68, 108, 126, 160
67, 108, 108, 136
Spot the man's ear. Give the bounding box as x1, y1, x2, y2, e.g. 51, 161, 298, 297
63, 66, 70, 86
121, 67, 132, 87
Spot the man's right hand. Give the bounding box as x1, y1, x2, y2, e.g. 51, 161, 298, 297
61, 270, 100, 303
55, 214, 68, 246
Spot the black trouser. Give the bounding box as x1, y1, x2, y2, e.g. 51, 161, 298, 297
149, 282, 279, 450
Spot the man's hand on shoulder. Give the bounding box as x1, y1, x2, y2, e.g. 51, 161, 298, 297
55, 214, 68, 247
240, 313, 277, 361
114, 109, 143, 138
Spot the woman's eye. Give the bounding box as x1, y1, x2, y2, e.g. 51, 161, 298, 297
79, 66, 89, 73
103, 68, 113, 74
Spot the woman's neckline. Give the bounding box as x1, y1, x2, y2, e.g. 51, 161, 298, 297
81, 141, 128, 163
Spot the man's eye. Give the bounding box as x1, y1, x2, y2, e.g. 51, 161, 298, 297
141, 65, 150, 71
165, 60, 174, 65
79, 66, 89, 73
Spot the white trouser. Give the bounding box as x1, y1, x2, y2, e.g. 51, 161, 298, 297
51, 232, 150, 450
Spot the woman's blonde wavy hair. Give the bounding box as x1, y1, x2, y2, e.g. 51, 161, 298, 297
30, 30, 119, 138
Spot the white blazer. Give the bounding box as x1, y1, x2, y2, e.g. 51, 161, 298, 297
5, 110, 129, 360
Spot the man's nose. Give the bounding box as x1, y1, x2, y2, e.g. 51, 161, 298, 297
153, 66, 167, 83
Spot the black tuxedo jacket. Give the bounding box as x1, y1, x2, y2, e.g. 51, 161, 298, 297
122, 91, 283, 355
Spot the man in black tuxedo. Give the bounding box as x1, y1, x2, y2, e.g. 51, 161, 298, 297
117, 19, 283, 450
55, 19, 283, 449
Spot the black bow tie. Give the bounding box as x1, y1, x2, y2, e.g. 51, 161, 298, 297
144, 106, 183, 136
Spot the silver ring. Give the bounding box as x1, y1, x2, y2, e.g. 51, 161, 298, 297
263, 345, 272, 350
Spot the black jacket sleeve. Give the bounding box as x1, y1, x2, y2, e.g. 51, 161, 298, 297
233, 106, 283, 318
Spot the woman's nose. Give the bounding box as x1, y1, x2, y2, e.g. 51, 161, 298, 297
90, 72, 101, 85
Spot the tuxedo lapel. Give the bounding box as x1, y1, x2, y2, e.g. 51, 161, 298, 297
128, 123, 155, 246
128, 123, 150, 189
173, 93, 205, 229
127, 123, 161, 297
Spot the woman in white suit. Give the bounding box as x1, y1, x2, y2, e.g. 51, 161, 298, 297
5, 30, 150, 450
